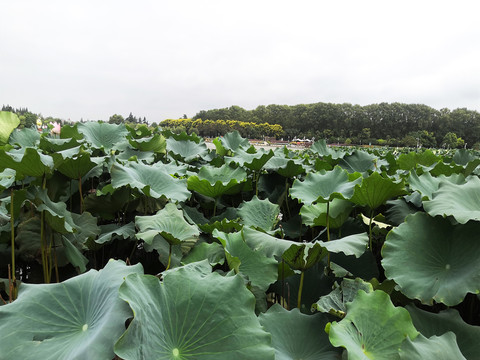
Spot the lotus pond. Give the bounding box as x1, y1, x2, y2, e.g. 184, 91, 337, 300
0, 111, 479, 359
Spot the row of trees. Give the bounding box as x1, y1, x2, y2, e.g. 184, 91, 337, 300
194, 103, 480, 148
159, 118, 284, 138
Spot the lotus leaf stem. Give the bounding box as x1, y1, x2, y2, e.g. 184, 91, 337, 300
297, 271, 305, 309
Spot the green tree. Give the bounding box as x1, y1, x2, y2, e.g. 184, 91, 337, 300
109, 114, 124, 124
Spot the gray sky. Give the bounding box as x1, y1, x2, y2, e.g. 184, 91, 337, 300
2, 1, 480, 123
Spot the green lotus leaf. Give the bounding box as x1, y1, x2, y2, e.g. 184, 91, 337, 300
213, 230, 278, 291
117, 147, 155, 163
407, 305, 480, 360
95, 222, 136, 244
9, 127, 40, 147
351, 172, 406, 210
129, 133, 166, 153
39, 136, 83, 152
429, 160, 465, 177
259, 304, 342, 360
77, 121, 128, 151
111, 162, 190, 202
264, 156, 306, 177
238, 195, 280, 231
181, 241, 225, 266
0, 259, 143, 360
213, 130, 250, 155
143, 234, 185, 269
167, 137, 209, 161
313, 278, 373, 318
0, 111, 20, 145
0, 147, 54, 178
0, 168, 16, 190
63, 211, 100, 246
136, 203, 200, 246
242, 227, 297, 259
282, 242, 328, 272
300, 198, 353, 229
407, 172, 465, 200
36, 188, 77, 234
464, 158, 480, 177
327, 290, 418, 360
399, 333, 466, 360
53, 147, 98, 179
163, 130, 203, 143
114, 264, 275, 360
309, 139, 345, 160
397, 150, 439, 171
385, 198, 418, 225
423, 177, 480, 223
453, 149, 476, 165
187, 164, 247, 198
226, 147, 274, 171
290, 167, 360, 206
339, 150, 377, 173
61, 235, 89, 273
382, 212, 480, 306
318, 233, 369, 258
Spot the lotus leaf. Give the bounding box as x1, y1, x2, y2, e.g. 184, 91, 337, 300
9, 127, 40, 147
36, 189, 77, 234
397, 150, 439, 171
136, 203, 200, 246
300, 198, 353, 229
0, 111, 20, 145
339, 150, 377, 173
213, 130, 249, 155
282, 242, 327, 272
350, 171, 406, 210
317, 233, 369, 258
382, 212, 480, 305
226, 147, 274, 171
77, 121, 128, 151
111, 162, 190, 202
181, 241, 225, 266
264, 156, 306, 177
399, 333, 466, 360
290, 167, 360, 206
129, 133, 166, 153
0, 147, 54, 178
259, 304, 342, 360
0, 168, 16, 190
309, 139, 345, 160
114, 264, 275, 360
407, 305, 480, 360
312, 278, 373, 318
423, 176, 480, 223
187, 164, 247, 198
0, 259, 143, 360
166, 137, 207, 161
407, 172, 465, 200
95, 222, 136, 244
327, 290, 418, 360
238, 195, 280, 231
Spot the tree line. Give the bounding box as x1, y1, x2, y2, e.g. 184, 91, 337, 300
194, 103, 480, 148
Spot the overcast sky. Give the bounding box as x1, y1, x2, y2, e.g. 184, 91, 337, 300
2, 1, 480, 123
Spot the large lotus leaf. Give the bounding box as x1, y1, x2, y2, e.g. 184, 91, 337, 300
350, 172, 406, 210
259, 304, 342, 360
163, 130, 203, 143
242, 227, 297, 259
339, 150, 377, 173
187, 164, 247, 198
114, 264, 275, 360
399, 333, 466, 360
264, 156, 306, 177
397, 150, 439, 171
36, 188, 77, 234
181, 241, 225, 266
300, 198, 353, 229
429, 160, 465, 177
407, 172, 465, 200
327, 290, 418, 360
213, 229, 278, 291
238, 195, 280, 231
382, 212, 480, 306
95, 222, 136, 244
61, 235, 89, 273
0, 259, 143, 360
166, 137, 207, 161
309, 139, 345, 160
53, 147, 98, 179
407, 305, 480, 360
213, 130, 250, 155
226, 147, 274, 171
0, 147, 54, 178
312, 278, 373, 318
111, 162, 190, 202
143, 234, 184, 269
0, 168, 16, 190
453, 149, 476, 165
0, 111, 20, 145
136, 203, 200, 246
290, 167, 360, 205
77, 121, 128, 151
9, 127, 40, 147
318, 233, 369, 258
423, 177, 480, 223
117, 147, 155, 163
385, 198, 418, 226
129, 133, 166, 153
39, 136, 83, 153
63, 211, 100, 246
282, 242, 328, 272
